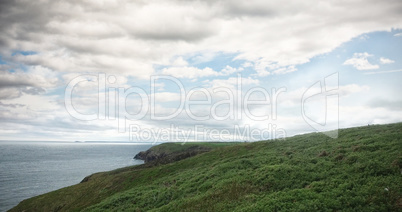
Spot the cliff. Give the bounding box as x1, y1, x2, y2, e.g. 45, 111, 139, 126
133, 143, 217, 164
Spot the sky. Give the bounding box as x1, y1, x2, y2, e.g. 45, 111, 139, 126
0, 0, 401, 142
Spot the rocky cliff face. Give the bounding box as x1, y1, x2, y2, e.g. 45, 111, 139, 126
134, 145, 212, 164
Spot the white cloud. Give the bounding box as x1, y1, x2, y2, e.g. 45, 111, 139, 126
207, 77, 260, 90
339, 105, 402, 127
379, 57, 395, 64
220, 65, 244, 75
152, 92, 181, 102
250, 59, 298, 76
0, 66, 58, 89
124, 2, 218, 41
272, 65, 297, 75
170, 57, 189, 67
394, 33, 402, 37
1, 0, 401, 78
278, 84, 370, 107
0, 88, 24, 99
6, 94, 61, 112
364, 69, 402, 75
242, 62, 253, 68
47, 20, 124, 39
162, 66, 218, 79
343, 52, 379, 70
252, 59, 278, 76
0, 66, 60, 100
160, 64, 246, 79
338, 84, 370, 97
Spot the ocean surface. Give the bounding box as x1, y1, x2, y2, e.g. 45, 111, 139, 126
0, 141, 153, 212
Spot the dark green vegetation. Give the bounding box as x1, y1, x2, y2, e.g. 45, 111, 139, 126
133, 142, 239, 163
11, 123, 402, 211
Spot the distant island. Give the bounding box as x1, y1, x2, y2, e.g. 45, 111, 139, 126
10, 123, 402, 211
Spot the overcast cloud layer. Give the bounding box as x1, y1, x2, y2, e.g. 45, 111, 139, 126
0, 0, 401, 141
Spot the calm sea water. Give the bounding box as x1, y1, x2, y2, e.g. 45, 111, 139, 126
0, 141, 153, 212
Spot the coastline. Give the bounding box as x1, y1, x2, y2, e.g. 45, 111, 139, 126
9, 123, 402, 211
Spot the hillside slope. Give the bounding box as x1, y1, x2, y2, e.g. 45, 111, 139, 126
11, 123, 402, 211
133, 142, 239, 164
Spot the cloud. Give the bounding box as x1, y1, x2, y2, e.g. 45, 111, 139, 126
368, 99, 402, 111
0, 66, 59, 99
170, 57, 189, 67
21, 87, 46, 95
251, 59, 298, 76
339, 105, 402, 127
207, 77, 260, 89
46, 20, 124, 39
0, 101, 24, 108
343, 52, 379, 70
152, 92, 182, 102
0, 75, 34, 88
0, 88, 24, 99
162, 66, 218, 79
272, 65, 297, 75
125, 3, 218, 41
278, 84, 370, 107
379, 57, 395, 64
220, 65, 244, 75
394, 32, 402, 37
338, 84, 370, 97
0, 0, 401, 78
0, 66, 57, 89
364, 69, 402, 75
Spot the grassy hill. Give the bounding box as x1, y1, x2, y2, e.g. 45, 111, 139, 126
10, 123, 402, 211
133, 142, 239, 164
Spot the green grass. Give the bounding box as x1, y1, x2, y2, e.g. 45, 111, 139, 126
10, 123, 402, 211
141, 141, 239, 155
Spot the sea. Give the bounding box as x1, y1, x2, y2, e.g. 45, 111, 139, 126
0, 141, 153, 212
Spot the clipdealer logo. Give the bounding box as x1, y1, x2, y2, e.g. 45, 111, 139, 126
64, 72, 339, 141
